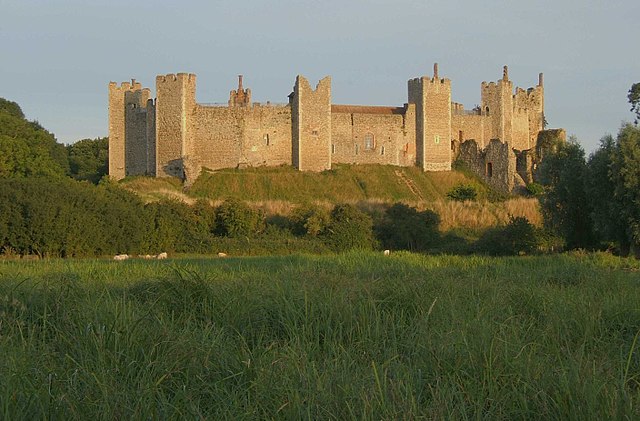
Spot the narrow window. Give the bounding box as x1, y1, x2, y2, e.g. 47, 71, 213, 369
312, 130, 319, 136
485, 106, 489, 115
434, 135, 440, 144
459, 130, 463, 142
331, 144, 336, 154
364, 133, 374, 150
381, 145, 385, 156
355, 144, 359, 155
264, 133, 270, 146
486, 162, 493, 178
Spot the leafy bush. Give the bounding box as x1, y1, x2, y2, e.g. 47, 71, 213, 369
475, 216, 542, 256
446, 184, 478, 202
375, 203, 440, 251
322, 204, 375, 252
214, 198, 264, 237
526, 182, 544, 197
290, 204, 331, 237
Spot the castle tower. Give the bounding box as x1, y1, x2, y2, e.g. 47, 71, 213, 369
229, 75, 252, 107
481, 65, 514, 143
155, 73, 196, 178
291, 75, 332, 171
407, 63, 452, 171
108, 79, 151, 180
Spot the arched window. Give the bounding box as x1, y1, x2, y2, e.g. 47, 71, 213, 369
364, 133, 374, 150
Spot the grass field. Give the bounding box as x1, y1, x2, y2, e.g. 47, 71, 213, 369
2, 252, 639, 419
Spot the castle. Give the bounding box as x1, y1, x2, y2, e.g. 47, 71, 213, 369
109, 64, 562, 192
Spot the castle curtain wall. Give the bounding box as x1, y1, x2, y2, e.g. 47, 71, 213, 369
330, 105, 416, 166
108, 66, 548, 192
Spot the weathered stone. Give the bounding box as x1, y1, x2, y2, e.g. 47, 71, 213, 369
108, 65, 555, 186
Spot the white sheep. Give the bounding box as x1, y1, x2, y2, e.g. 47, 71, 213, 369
113, 254, 129, 261
383, 250, 390, 256
156, 252, 168, 260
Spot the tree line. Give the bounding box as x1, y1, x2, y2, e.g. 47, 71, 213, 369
535, 85, 640, 257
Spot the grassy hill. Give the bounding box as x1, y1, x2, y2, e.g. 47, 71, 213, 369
121, 164, 541, 232
123, 164, 498, 203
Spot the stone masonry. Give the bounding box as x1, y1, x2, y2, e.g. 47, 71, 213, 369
108, 65, 560, 192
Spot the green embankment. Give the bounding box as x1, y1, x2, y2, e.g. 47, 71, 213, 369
123, 164, 494, 203
1, 252, 640, 418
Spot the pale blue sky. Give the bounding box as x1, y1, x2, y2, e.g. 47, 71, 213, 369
1, 0, 638, 152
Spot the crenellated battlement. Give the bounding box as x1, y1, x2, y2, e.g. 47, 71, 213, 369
109, 79, 144, 92
156, 73, 196, 84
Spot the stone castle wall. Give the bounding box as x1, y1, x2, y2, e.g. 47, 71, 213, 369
191, 104, 293, 173
330, 105, 415, 166
108, 65, 551, 193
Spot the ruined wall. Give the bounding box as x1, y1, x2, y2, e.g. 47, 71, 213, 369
451, 112, 487, 148
291, 76, 332, 171
511, 109, 531, 150
155, 73, 196, 178
459, 139, 520, 193
330, 105, 415, 166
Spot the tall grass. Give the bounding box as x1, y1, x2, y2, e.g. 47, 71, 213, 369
1, 252, 639, 418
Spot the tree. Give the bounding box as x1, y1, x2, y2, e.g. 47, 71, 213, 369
536, 137, 596, 249
0, 97, 69, 178
475, 216, 542, 256
610, 124, 640, 256
375, 203, 440, 251
215, 198, 264, 238
585, 135, 629, 253
67, 137, 108, 183
323, 204, 375, 252
629, 83, 640, 124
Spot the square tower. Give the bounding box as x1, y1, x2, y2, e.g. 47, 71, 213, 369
291, 75, 332, 171
408, 63, 452, 171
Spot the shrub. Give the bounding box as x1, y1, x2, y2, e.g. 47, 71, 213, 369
322, 204, 375, 252
475, 216, 541, 256
447, 184, 478, 201
215, 198, 264, 237
290, 204, 331, 237
375, 203, 440, 251
526, 182, 544, 197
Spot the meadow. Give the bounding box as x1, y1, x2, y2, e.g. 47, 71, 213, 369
1, 252, 640, 419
